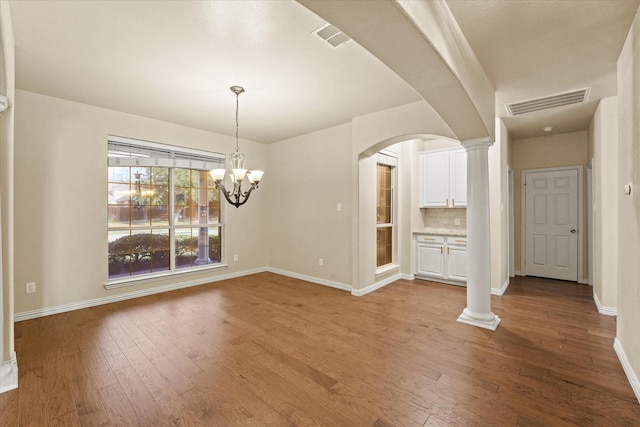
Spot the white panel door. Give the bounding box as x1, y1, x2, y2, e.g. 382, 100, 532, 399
525, 170, 578, 281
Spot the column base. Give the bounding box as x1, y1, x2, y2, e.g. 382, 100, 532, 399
457, 308, 501, 331
0, 352, 19, 393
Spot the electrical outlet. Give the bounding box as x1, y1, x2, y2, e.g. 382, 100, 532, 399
233, 254, 239, 262
454, 218, 461, 226
26, 282, 36, 294
319, 258, 324, 266
337, 203, 342, 212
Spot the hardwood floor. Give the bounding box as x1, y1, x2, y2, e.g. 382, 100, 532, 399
1, 272, 639, 426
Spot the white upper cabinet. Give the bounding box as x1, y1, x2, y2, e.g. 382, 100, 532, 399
448, 149, 467, 207
419, 148, 466, 208
419, 151, 449, 207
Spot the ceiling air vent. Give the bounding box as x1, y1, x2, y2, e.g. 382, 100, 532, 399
505, 88, 590, 116
313, 23, 351, 48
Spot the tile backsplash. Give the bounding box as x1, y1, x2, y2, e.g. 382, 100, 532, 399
421, 208, 466, 231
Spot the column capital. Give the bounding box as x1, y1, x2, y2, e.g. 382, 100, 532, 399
461, 137, 494, 151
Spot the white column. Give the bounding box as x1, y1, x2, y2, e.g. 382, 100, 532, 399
457, 137, 500, 330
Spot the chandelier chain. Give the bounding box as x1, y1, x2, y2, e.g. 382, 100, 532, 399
235, 91, 239, 152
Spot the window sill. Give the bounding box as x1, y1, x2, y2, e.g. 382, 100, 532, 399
105, 263, 228, 290
376, 263, 400, 277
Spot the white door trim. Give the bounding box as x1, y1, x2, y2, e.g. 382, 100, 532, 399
587, 159, 594, 286
521, 165, 584, 282
508, 166, 514, 277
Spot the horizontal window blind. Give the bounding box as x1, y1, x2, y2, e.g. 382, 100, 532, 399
108, 136, 225, 171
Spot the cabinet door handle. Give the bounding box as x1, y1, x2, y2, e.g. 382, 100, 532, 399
447, 247, 450, 255
452, 199, 455, 207
455, 239, 467, 244
424, 237, 436, 241
445, 198, 449, 207
440, 246, 443, 254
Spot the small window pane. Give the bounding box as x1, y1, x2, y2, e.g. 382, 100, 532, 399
108, 183, 132, 227
376, 227, 393, 267
175, 227, 221, 268
151, 168, 169, 186
377, 164, 392, 224
132, 167, 150, 185
208, 189, 221, 223
150, 229, 170, 273
108, 230, 131, 278
150, 205, 169, 226
108, 167, 131, 183
130, 230, 152, 276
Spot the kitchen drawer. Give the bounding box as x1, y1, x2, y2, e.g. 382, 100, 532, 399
447, 237, 467, 247
416, 235, 444, 244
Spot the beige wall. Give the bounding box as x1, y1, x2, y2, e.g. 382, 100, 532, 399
267, 123, 352, 285
590, 97, 619, 310
1, 0, 15, 364
616, 9, 640, 398
512, 131, 589, 279
13, 90, 268, 314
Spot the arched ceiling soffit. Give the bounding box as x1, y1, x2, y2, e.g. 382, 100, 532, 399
297, 0, 495, 142
360, 133, 459, 158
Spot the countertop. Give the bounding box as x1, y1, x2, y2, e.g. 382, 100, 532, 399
414, 229, 467, 237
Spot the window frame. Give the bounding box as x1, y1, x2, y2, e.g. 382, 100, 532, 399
375, 151, 398, 273
106, 136, 227, 289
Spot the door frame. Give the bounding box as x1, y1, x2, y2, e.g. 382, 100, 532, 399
508, 166, 514, 277
521, 165, 584, 283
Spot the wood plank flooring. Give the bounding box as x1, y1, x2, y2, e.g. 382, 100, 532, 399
1, 273, 639, 426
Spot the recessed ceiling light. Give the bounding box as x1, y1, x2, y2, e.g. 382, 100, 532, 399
543, 126, 553, 132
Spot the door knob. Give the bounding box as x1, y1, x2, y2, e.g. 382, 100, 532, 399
570, 229, 577, 233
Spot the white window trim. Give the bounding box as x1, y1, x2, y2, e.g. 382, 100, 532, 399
375, 153, 398, 272
107, 136, 226, 287
104, 262, 229, 290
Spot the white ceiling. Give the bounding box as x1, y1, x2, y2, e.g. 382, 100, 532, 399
446, 0, 639, 140
9, 0, 640, 143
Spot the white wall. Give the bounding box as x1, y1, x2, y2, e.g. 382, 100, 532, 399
591, 96, 619, 311
616, 9, 640, 402
13, 90, 269, 315
267, 123, 352, 286
0, 0, 16, 378
492, 118, 510, 292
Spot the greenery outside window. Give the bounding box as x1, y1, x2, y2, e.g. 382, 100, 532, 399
107, 137, 225, 282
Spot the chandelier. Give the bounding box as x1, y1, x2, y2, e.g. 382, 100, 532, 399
210, 86, 264, 208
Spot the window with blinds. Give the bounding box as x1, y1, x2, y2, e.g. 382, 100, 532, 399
107, 136, 227, 284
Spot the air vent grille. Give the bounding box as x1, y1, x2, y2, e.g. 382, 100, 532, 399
506, 88, 590, 116
313, 23, 351, 48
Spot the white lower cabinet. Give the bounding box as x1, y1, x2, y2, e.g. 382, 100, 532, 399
415, 234, 467, 285
416, 235, 445, 278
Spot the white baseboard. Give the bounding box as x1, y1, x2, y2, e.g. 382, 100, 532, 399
352, 273, 401, 297
0, 351, 18, 394
614, 338, 640, 404
401, 273, 415, 280
578, 277, 589, 285
15, 267, 268, 322
593, 290, 617, 316
491, 278, 510, 296
265, 267, 351, 292
514, 270, 524, 276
